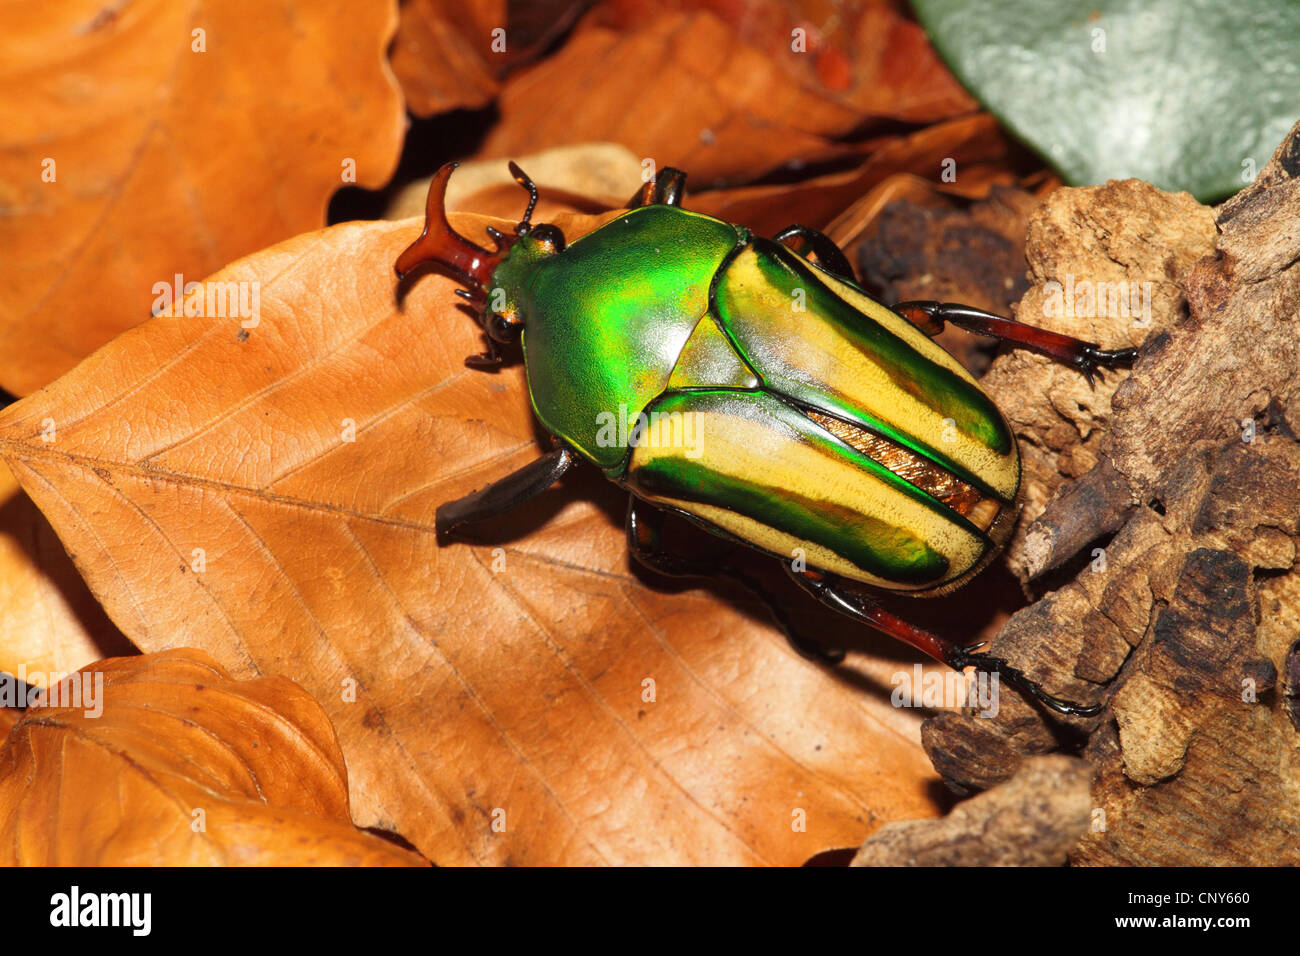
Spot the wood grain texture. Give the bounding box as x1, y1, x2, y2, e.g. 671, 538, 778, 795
922, 122, 1300, 865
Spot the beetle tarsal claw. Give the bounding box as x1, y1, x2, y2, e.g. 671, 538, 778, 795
1073, 343, 1139, 387
953, 646, 1102, 718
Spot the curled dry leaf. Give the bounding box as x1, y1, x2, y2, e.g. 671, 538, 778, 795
0, 0, 405, 396
590, 0, 972, 122
0, 460, 135, 688
0, 649, 426, 866
685, 114, 1018, 237
475, 1, 976, 185
391, 0, 594, 117
390, 0, 505, 117
0, 209, 946, 865
385, 142, 644, 222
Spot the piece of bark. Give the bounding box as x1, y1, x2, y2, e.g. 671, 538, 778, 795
857, 186, 1039, 311
852, 755, 1090, 866
922, 122, 1300, 865
1070, 446, 1300, 865
855, 186, 1040, 374
991, 180, 1218, 583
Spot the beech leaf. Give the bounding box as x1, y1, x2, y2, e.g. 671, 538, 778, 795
0, 212, 945, 865
0, 0, 405, 395
0, 461, 134, 687
474, 2, 975, 184
0, 649, 427, 866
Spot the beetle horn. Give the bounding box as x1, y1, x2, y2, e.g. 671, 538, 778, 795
395, 162, 511, 290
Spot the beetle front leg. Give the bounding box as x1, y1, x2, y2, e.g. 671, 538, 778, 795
892, 300, 1138, 386
784, 566, 1102, 717
627, 168, 687, 208
627, 498, 844, 664
463, 331, 504, 370
436, 447, 578, 539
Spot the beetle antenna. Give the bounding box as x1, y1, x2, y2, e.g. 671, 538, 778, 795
508, 161, 538, 235
395, 162, 512, 291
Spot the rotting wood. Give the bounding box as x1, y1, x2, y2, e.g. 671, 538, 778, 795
870, 121, 1300, 866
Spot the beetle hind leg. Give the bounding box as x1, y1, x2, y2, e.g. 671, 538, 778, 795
627, 498, 845, 664
892, 300, 1138, 387
946, 642, 1102, 718
773, 225, 857, 284
784, 565, 1102, 717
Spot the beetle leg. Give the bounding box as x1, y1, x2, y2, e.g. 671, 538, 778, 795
773, 225, 858, 284
436, 447, 578, 539
784, 565, 1102, 717
626, 497, 722, 577
464, 333, 503, 369
892, 301, 1139, 387
627, 168, 688, 208
626, 498, 845, 664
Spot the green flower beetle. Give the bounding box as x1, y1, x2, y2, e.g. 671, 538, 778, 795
396, 162, 1136, 717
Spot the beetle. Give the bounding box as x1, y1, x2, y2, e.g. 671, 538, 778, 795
395, 161, 1136, 717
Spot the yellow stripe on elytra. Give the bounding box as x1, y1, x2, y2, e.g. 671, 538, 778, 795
629, 405, 987, 590
724, 249, 1019, 501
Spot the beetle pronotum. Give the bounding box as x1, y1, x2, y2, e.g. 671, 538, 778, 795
395, 162, 1136, 717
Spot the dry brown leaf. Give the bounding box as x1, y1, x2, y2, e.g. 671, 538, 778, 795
0, 708, 19, 741
385, 142, 643, 221
391, 0, 505, 116
822, 173, 952, 248
0, 460, 135, 688
474, 2, 975, 185
686, 114, 1015, 236
594, 0, 969, 120
0, 212, 946, 865
0, 649, 426, 865
0, 0, 405, 396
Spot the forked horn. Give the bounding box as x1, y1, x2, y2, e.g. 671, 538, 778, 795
394, 162, 510, 288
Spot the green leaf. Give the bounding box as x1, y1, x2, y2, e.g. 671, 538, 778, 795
912, 0, 1300, 201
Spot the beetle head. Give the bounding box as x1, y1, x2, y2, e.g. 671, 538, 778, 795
394, 162, 513, 295
395, 161, 567, 354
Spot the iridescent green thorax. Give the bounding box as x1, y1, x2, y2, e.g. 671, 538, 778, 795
497, 205, 746, 471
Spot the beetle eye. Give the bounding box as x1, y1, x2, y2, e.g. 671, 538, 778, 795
529, 224, 566, 254
486, 310, 523, 343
